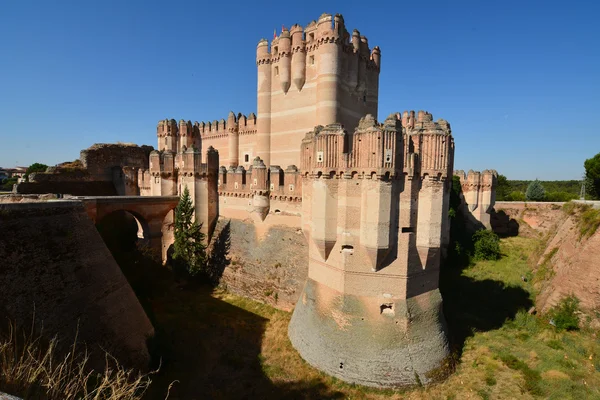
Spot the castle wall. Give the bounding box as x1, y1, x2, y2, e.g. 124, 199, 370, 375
0, 201, 154, 370
80, 143, 152, 182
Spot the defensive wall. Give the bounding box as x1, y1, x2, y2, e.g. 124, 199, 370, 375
0, 201, 154, 370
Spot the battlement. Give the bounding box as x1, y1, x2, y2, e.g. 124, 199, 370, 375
148, 146, 218, 178
257, 13, 379, 70
300, 112, 453, 180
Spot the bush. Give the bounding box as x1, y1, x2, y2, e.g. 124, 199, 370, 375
526, 179, 546, 201
545, 191, 579, 202
472, 229, 501, 261
504, 191, 526, 201
549, 295, 580, 331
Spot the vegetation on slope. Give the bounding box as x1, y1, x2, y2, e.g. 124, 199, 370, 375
106, 235, 600, 400
0, 323, 153, 400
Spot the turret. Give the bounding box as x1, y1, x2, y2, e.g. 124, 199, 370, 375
371, 46, 381, 69
227, 111, 239, 167
256, 38, 272, 166
277, 28, 292, 94
157, 119, 178, 151
290, 24, 306, 91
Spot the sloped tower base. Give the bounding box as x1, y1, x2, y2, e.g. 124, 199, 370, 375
288, 278, 450, 388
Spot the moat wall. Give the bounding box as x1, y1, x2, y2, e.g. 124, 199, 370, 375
213, 216, 308, 311
0, 201, 154, 369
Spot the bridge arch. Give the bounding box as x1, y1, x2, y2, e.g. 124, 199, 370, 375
95, 209, 152, 253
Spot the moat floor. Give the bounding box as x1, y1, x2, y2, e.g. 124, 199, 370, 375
124, 237, 600, 400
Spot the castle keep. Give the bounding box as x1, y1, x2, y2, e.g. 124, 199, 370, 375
134, 12, 454, 387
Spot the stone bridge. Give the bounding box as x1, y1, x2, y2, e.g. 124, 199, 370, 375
73, 196, 179, 260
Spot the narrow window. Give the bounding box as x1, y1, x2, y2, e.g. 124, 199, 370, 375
273, 46, 278, 55
245, 154, 249, 162
309, 32, 315, 42
289, 184, 294, 192
274, 66, 279, 76
309, 55, 315, 65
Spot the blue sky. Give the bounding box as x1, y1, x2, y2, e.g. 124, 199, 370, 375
1, 0, 598, 180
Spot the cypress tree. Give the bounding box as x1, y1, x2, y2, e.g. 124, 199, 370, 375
526, 179, 546, 201
173, 186, 207, 277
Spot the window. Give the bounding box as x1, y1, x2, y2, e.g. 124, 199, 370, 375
289, 184, 294, 192
309, 55, 315, 65
317, 151, 324, 163
244, 154, 249, 162
274, 66, 279, 76
363, 95, 367, 104
273, 46, 278, 55
309, 32, 315, 42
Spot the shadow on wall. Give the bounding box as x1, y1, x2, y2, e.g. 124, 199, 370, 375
97, 220, 344, 399
205, 221, 231, 286
490, 209, 520, 238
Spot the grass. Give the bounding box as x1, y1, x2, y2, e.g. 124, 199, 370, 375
0, 323, 153, 400
563, 202, 600, 239
109, 236, 600, 399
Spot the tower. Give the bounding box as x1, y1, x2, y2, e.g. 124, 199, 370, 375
256, 13, 381, 169
288, 112, 454, 387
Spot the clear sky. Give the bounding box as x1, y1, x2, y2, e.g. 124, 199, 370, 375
1, 0, 598, 180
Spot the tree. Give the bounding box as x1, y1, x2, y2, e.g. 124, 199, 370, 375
526, 179, 546, 201
584, 152, 600, 199
172, 186, 207, 277
24, 162, 48, 181
496, 174, 510, 201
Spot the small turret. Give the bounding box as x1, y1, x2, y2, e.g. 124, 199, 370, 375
278, 28, 292, 94
290, 24, 306, 91
371, 46, 381, 69
256, 38, 270, 64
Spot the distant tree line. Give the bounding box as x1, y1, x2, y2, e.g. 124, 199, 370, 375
496, 177, 581, 202
495, 151, 600, 201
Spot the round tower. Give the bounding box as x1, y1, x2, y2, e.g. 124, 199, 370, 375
315, 13, 340, 126
256, 39, 272, 167
278, 29, 292, 94
290, 24, 306, 91
227, 111, 239, 167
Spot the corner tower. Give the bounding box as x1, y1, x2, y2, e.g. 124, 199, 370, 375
256, 13, 381, 168
288, 112, 454, 387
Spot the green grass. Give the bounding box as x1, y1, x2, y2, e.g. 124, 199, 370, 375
112, 236, 600, 400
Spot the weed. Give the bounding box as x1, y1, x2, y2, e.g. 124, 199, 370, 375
0, 322, 154, 400
549, 295, 581, 331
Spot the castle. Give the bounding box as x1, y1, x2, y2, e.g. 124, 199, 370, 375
133, 12, 456, 387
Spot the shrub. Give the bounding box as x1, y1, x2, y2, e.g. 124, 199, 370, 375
504, 191, 526, 201
545, 191, 578, 202
580, 207, 600, 238
472, 229, 501, 261
526, 179, 546, 201
549, 295, 580, 331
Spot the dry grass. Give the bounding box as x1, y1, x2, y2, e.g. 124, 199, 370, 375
0, 322, 155, 400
